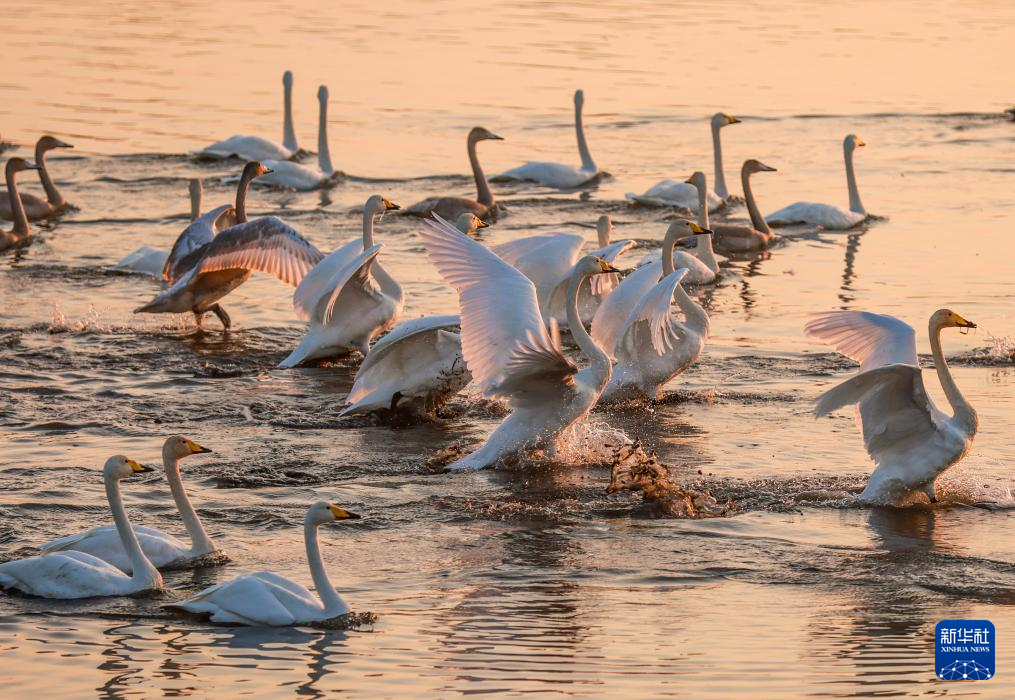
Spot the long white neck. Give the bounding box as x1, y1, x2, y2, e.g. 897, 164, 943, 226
362, 208, 377, 248
596, 216, 611, 247
673, 283, 710, 335
844, 143, 865, 215
317, 95, 334, 176
35, 145, 64, 208
106, 475, 161, 586
282, 75, 298, 153
742, 167, 770, 234
575, 98, 596, 172
468, 135, 494, 207
163, 450, 215, 554
303, 518, 345, 614
661, 225, 679, 276
929, 320, 976, 432
567, 269, 612, 390
5, 167, 30, 237
189, 180, 202, 221
711, 122, 728, 199
693, 181, 718, 274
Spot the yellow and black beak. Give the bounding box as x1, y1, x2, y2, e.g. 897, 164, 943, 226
186, 439, 213, 454
687, 221, 713, 235
595, 259, 621, 274
128, 459, 155, 474
329, 505, 362, 520
726, 114, 741, 124
954, 314, 977, 330
477, 219, 490, 229
383, 198, 401, 211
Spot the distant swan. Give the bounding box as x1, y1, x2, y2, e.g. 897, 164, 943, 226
767, 135, 868, 229
494, 90, 603, 189
0, 136, 74, 221
707, 159, 777, 253
39, 436, 219, 572
167, 501, 360, 626
406, 127, 503, 221
1, 158, 39, 253
0, 456, 162, 599
197, 71, 301, 161
260, 86, 340, 190
278, 195, 403, 366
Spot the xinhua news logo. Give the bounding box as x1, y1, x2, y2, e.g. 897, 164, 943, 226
936, 620, 995, 681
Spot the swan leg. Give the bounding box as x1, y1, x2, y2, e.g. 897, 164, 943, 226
210, 304, 232, 330
924, 481, 938, 504
192, 309, 204, 330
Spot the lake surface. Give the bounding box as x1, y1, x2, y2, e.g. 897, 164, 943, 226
2, 1, 1014, 697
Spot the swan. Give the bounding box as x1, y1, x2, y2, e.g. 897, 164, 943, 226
806, 309, 978, 505
706, 159, 777, 253
494, 90, 603, 189
767, 135, 868, 229
0, 136, 74, 222
0, 456, 163, 599
278, 195, 403, 366
406, 127, 503, 221
625, 113, 740, 209
340, 314, 471, 418
38, 436, 219, 573
197, 71, 300, 161
637, 173, 721, 284
135, 163, 324, 330
489, 229, 586, 312
166, 501, 359, 626
1, 158, 39, 253
260, 86, 340, 190
421, 214, 619, 470
454, 212, 489, 236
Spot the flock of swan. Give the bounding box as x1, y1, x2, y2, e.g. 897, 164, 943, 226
0, 72, 982, 624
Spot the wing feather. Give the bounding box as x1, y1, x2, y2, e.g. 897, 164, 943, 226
591, 261, 663, 360
192, 216, 324, 287
805, 311, 918, 371
622, 269, 688, 356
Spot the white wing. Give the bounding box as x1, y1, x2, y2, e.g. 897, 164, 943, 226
321, 245, 384, 324
191, 216, 324, 287
491, 233, 584, 269
591, 261, 663, 360
421, 215, 575, 404
163, 204, 234, 282
805, 311, 918, 371
359, 314, 461, 374
587, 238, 634, 296
622, 268, 689, 356
292, 239, 363, 321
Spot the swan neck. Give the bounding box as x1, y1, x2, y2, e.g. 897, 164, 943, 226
568, 270, 611, 387
696, 181, 710, 229
468, 134, 494, 207
105, 474, 159, 584
235, 169, 254, 224
317, 95, 334, 176
362, 208, 375, 248
711, 122, 728, 199
844, 144, 866, 215
575, 100, 596, 172
6, 167, 30, 237
673, 283, 710, 335
661, 227, 677, 277
163, 452, 215, 554
929, 320, 975, 428
596, 222, 610, 248
35, 145, 63, 207
190, 183, 202, 221
283, 78, 298, 153
742, 167, 770, 234
304, 518, 345, 614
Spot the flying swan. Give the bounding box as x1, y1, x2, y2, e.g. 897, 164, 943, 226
767, 135, 868, 229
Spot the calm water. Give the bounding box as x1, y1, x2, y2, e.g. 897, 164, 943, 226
2, 1, 1015, 697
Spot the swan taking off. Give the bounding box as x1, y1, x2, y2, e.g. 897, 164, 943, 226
197, 71, 301, 161
1, 158, 39, 253
0, 456, 163, 599
260, 85, 340, 190
40, 436, 220, 573
166, 501, 360, 626
767, 135, 868, 229
0, 136, 74, 222
278, 195, 403, 366
806, 309, 978, 505
421, 214, 619, 470
406, 127, 503, 222
494, 90, 603, 189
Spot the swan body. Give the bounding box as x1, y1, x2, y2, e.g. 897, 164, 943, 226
260, 86, 339, 190
421, 214, 618, 470
636, 172, 720, 285
39, 437, 218, 573
0, 456, 162, 599
0, 136, 74, 221
167, 502, 359, 626
279, 195, 403, 366
495, 90, 602, 189
806, 309, 978, 505
407, 127, 503, 221
1, 158, 39, 253
767, 135, 868, 229
197, 71, 300, 161
707, 159, 777, 253
341, 314, 471, 417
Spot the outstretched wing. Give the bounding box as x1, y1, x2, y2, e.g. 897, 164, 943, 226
591, 261, 662, 360
805, 311, 918, 371
292, 239, 363, 321
191, 216, 324, 287
321, 245, 384, 324
622, 268, 689, 356
163, 205, 233, 282
421, 214, 575, 404
492, 233, 581, 268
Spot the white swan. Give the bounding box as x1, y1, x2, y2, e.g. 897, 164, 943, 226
0, 136, 74, 221
167, 501, 359, 626
637, 173, 721, 284
1, 158, 38, 253
278, 195, 403, 366
806, 309, 978, 505
406, 127, 503, 221
494, 90, 603, 189
341, 314, 471, 418
260, 86, 339, 190
39, 436, 219, 573
490, 229, 586, 314
135, 163, 324, 330
421, 214, 619, 470
197, 71, 300, 161
767, 135, 868, 229
0, 456, 163, 599
625, 113, 740, 208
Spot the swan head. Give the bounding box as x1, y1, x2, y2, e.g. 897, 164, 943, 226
283, 70, 293, 86
6, 157, 39, 176
365, 194, 400, 216
318, 85, 329, 102
667, 219, 713, 238
845, 134, 865, 151
104, 455, 155, 481
307, 500, 362, 526
684, 171, 707, 191
742, 159, 777, 176
468, 126, 503, 143
163, 435, 213, 461
455, 212, 488, 234
37, 135, 73, 152
243, 161, 273, 180
574, 89, 585, 108
932, 309, 977, 333
575, 255, 620, 277
711, 112, 740, 128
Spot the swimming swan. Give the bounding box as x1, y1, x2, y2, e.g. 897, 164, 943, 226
39, 436, 219, 573
494, 90, 603, 189
406, 127, 503, 221
0, 456, 162, 599
260, 86, 340, 190
278, 195, 403, 366
421, 214, 619, 470
806, 309, 978, 505
197, 71, 300, 161
0, 136, 74, 221
1, 158, 39, 253
707, 159, 777, 253
166, 501, 360, 626
637, 172, 721, 284
767, 135, 868, 229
